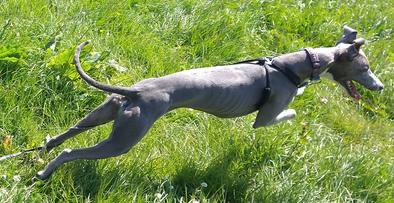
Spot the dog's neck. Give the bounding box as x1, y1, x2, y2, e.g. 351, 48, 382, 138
272, 47, 336, 84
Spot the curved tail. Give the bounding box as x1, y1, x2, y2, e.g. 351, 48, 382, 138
74, 41, 139, 98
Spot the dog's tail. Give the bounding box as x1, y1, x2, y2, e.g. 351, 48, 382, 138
74, 41, 139, 98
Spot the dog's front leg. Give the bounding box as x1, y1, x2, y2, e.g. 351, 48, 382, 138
253, 108, 296, 128
253, 93, 296, 128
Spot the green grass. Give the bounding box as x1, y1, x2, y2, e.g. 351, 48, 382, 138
0, 0, 393, 202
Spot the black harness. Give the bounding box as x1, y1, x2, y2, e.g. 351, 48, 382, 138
234, 48, 321, 108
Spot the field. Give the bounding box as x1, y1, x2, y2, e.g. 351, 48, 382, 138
0, 0, 393, 202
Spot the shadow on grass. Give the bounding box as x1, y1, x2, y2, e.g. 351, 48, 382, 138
66, 141, 279, 201
69, 159, 154, 200
71, 161, 101, 198
66, 150, 257, 202
171, 144, 275, 202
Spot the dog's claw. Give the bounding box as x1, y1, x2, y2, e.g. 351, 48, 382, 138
31, 176, 40, 183
45, 135, 52, 143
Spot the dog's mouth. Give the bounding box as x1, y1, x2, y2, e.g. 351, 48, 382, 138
340, 80, 361, 101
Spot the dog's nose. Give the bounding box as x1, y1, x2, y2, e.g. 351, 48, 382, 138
374, 83, 384, 91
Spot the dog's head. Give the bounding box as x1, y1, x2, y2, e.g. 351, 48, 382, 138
325, 26, 384, 101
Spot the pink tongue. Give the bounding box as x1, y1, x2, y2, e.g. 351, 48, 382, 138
347, 81, 361, 101
354, 93, 361, 101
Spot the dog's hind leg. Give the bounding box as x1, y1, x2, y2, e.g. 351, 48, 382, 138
44, 95, 126, 152
36, 104, 155, 180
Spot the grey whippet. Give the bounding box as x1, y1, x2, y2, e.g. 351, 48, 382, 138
35, 26, 384, 180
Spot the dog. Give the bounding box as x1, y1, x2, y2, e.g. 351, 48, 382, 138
35, 26, 384, 180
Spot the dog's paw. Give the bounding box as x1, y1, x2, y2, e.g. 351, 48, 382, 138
285, 109, 296, 118
275, 109, 296, 122
45, 135, 52, 143
278, 109, 296, 119
296, 87, 306, 96
35, 170, 48, 181
40, 136, 56, 154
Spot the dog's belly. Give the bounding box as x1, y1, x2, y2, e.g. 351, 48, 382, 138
186, 86, 262, 118
191, 101, 259, 118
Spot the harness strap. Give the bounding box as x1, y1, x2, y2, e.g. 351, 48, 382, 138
233, 58, 271, 107
269, 62, 306, 88
233, 58, 267, 66
303, 48, 321, 81
233, 49, 322, 107
260, 63, 271, 107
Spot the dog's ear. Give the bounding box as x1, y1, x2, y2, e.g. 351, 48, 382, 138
353, 38, 365, 50
336, 25, 357, 45
339, 38, 365, 61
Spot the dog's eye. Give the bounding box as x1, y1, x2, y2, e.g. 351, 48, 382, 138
361, 66, 370, 73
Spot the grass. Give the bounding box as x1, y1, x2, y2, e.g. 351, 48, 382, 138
0, 0, 393, 202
